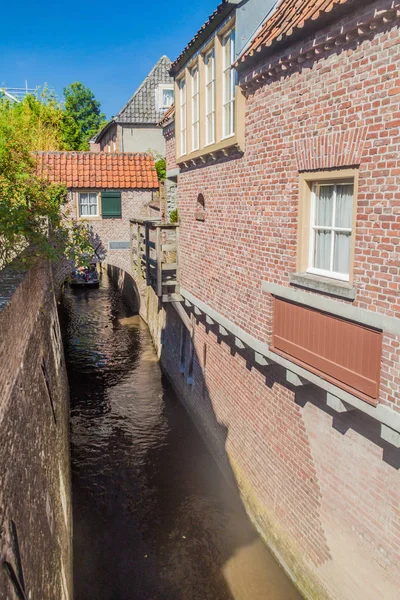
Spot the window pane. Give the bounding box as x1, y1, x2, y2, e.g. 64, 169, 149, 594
333, 232, 351, 274
223, 102, 232, 137
335, 184, 354, 228
163, 89, 174, 107
314, 230, 332, 271
206, 84, 213, 111
315, 185, 334, 226
193, 124, 199, 149
224, 69, 231, 102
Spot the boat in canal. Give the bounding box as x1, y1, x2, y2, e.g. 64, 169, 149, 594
70, 264, 99, 287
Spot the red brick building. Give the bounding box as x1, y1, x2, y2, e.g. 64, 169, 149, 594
142, 0, 400, 598
38, 151, 159, 279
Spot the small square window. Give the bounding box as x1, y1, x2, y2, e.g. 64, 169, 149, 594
79, 192, 99, 217
158, 84, 174, 110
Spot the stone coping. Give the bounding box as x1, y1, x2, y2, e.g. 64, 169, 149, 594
262, 281, 400, 336
179, 287, 400, 442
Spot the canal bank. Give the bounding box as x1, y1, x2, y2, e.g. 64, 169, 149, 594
60, 271, 301, 600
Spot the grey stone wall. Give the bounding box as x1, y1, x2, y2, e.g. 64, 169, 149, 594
0, 261, 72, 600
165, 178, 177, 219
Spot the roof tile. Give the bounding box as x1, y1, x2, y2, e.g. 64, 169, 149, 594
36, 152, 159, 189
239, 0, 350, 63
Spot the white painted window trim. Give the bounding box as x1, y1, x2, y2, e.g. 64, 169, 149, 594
205, 48, 215, 146
78, 191, 99, 218
307, 182, 353, 282
179, 78, 187, 156
157, 83, 174, 110
191, 65, 200, 152
222, 28, 236, 139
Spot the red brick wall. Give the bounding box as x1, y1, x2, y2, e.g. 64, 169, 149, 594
0, 261, 72, 599
178, 4, 400, 410
162, 3, 400, 599
164, 123, 178, 172
67, 189, 154, 278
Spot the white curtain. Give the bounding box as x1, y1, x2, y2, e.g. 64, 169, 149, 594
315, 184, 334, 226
335, 184, 353, 228
315, 230, 332, 271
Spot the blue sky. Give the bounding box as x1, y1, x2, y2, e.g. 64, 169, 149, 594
0, 0, 218, 118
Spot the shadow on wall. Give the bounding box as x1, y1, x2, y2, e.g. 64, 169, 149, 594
157, 301, 327, 599
156, 294, 400, 598
295, 386, 400, 470
106, 264, 141, 315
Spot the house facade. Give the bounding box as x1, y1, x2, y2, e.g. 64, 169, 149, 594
139, 0, 400, 599
38, 151, 159, 280
91, 56, 173, 156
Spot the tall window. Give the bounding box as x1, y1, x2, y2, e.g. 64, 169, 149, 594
308, 182, 354, 281
79, 192, 98, 217
205, 48, 215, 145
191, 65, 199, 151
179, 77, 187, 155
222, 28, 236, 138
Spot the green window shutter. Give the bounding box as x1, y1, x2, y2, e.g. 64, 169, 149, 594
101, 191, 121, 218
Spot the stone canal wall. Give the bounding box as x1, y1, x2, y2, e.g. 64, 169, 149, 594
0, 261, 72, 600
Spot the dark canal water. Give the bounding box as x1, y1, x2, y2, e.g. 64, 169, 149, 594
59, 272, 301, 600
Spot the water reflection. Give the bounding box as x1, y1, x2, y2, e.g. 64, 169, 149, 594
59, 272, 301, 600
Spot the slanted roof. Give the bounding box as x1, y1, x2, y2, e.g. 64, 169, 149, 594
159, 104, 175, 127
238, 0, 353, 66
170, 0, 240, 75
116, 55, 173, 123
37, 152, 159, 189
93, 56, 173, 144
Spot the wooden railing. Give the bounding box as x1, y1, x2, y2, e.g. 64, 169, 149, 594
130, 219, 181, 302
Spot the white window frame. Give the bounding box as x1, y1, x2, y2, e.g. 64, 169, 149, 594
179, 77, 187, 156
191, 64, 200, 151
222, 28, 236, 139
205, 48, 215, 146
78, 191, 99, 218
157, 84, 174, 110
308, 181, 354, 282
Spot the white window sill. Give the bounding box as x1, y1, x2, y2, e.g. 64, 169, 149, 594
289, 272, 356, 301
221, 133, 235, 142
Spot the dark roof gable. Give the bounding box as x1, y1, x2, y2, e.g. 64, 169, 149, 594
116, 55, 173, 124
93, 56, 173, 143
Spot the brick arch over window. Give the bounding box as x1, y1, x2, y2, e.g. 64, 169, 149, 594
195, 193, 206, 221
295, 127, 369, 171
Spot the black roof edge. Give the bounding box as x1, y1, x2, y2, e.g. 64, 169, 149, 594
170, 0, 240, 76
91, 119, 116, 143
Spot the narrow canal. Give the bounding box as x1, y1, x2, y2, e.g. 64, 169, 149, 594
60, 272, 301, 600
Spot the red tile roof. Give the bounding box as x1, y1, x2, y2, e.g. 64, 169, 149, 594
239, 0, 350, 64
37, 152, 159, 189
159, 104, 175, 127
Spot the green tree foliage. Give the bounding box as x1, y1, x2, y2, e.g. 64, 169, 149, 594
169, 208, 178, 223
155, 158, 166, 181
63, 82, 107, 150
0, 93, 93, 269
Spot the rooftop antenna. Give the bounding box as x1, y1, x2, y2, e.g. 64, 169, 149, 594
0, 82, 38, 102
